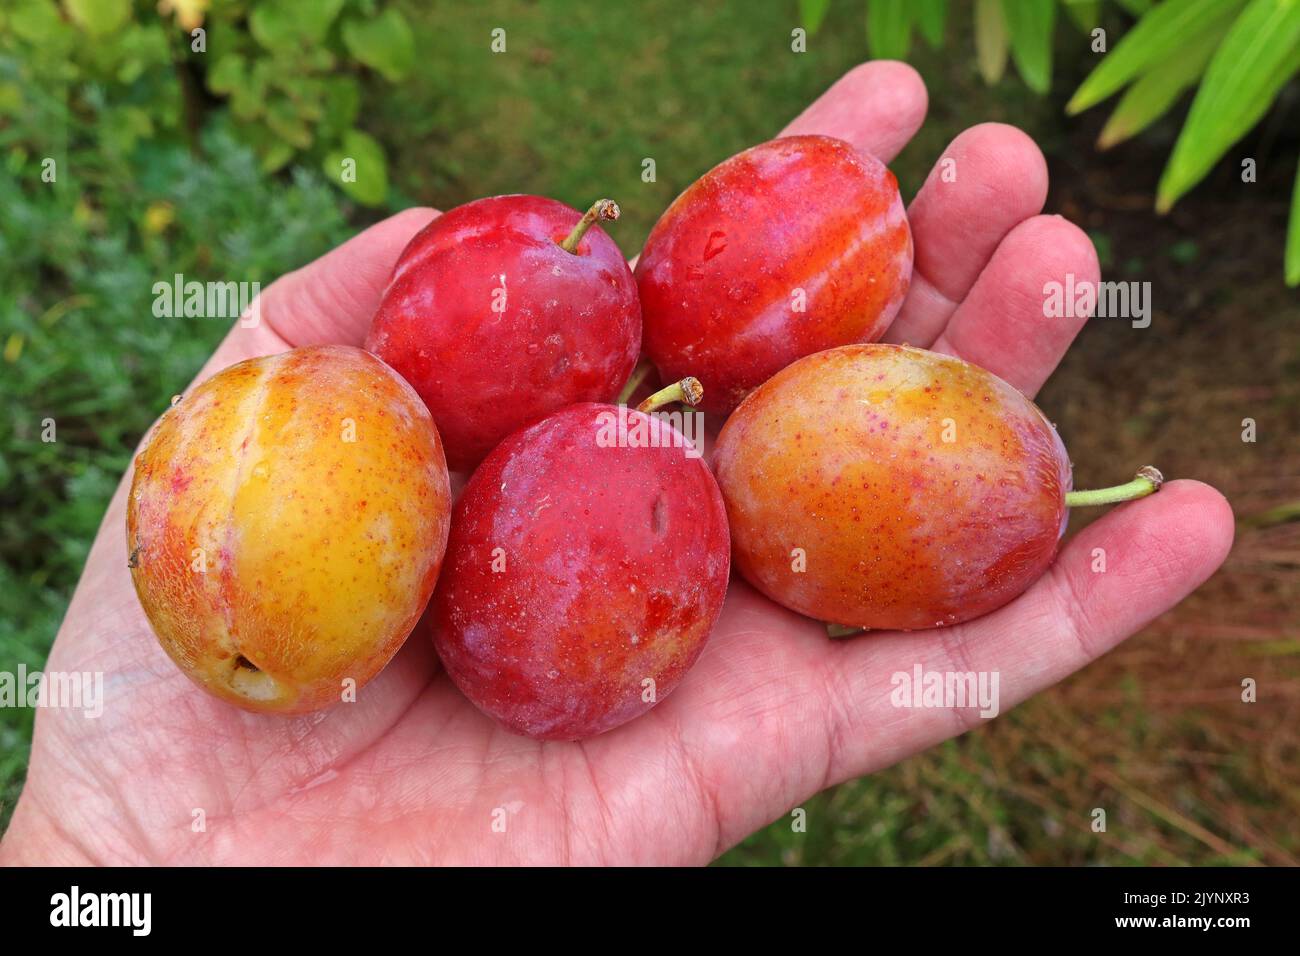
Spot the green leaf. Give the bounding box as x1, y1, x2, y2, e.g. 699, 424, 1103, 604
230, 61, 271, 121
208, 55, 246, 95
112, 23, 172, 83
250, 0, 345, 51
306, 0, 348, 37
799, 0, 832, 34
0, 82, 22, 113
264, 98, 313, 150
1287, 158, 1300, 285
974, 0, 1009, 85
249, 3, 301, 50
11, 0, 65, 43
1097, 19, 1223, 148
1115, 0, 1155, 14
1003, 0, 1055, 94
1157, 0, 1300, 212
341, 9, 416, 82
913, 0, 947, 48
1067, 0, 1243, 114
867, 0, 912, 60
324, 130, 388, 206
208, 55, 272, 122
320, 76, 362, 141
1063, 1, 1103, 33
259, 141, 295, 174
98, 104, 152, 156
288, 77, 326, 123
64, 0, 130, 36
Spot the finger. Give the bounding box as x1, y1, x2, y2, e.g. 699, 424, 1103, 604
780, 60, 928, 162
664, 481, 1232, 855
883, 123, 1049, 346
194, 321, 292, 388
819, 480, 1235, 786
202, 207, 440, 379
930, 214, 1100, 396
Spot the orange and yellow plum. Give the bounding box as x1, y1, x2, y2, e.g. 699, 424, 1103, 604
430, 401, 730, 740
635, 135, 913, 415
713, 344, 1074, 631
127, 345, 452, 713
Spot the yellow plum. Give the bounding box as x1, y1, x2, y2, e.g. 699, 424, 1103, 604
126, 345, 451, 713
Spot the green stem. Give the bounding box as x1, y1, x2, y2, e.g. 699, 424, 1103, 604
637, 377, 703, 414
826, 623, 864, 638
616, 359, 655, 406
559, 199, 620, 253
1065, 466, 1164, 508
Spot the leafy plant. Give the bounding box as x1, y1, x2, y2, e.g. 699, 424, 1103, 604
0, 120, 353, 766
804, 0, 1300, 285
1069, 0, 1300, 286
0, 126, 353, 561
0, 0, 416, 206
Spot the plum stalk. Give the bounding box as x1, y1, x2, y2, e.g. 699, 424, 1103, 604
560, 199, 620, 253
637, 377, 703, 414
617, 359, 655, 406
1065, 466, 1164, 508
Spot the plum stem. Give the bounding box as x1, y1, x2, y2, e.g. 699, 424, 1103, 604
560, 199, 620, 253
826, 623, 864, 638
617, 359, 655, 406
637, 377, 703, 414
1065, 466, 1164, 508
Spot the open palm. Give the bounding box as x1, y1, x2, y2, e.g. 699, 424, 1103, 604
1, 63, 1233, 866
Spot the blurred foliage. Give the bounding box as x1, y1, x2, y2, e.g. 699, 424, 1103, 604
814, 0, 1300, 284
0, 0, 414, 204
0, 119, 353, 825
0, 122, 352, 573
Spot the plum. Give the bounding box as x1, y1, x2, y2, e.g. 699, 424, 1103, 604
713, 344, 1161, 631
366, 195, 641, 471
430, 382, 729, 739
127, 345, 451, 713
635, 134, 913, 415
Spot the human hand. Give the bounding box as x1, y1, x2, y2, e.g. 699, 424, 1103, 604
0, 62, 1233, 865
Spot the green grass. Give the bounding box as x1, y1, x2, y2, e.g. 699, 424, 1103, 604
373, 0, 875, 244
371, 0, 1068, 248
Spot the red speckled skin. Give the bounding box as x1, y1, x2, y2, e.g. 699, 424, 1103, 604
431, 403, 730, 739
635, 135, 913, 415
366, 195, 641, 471
713, 344, 1072, 631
